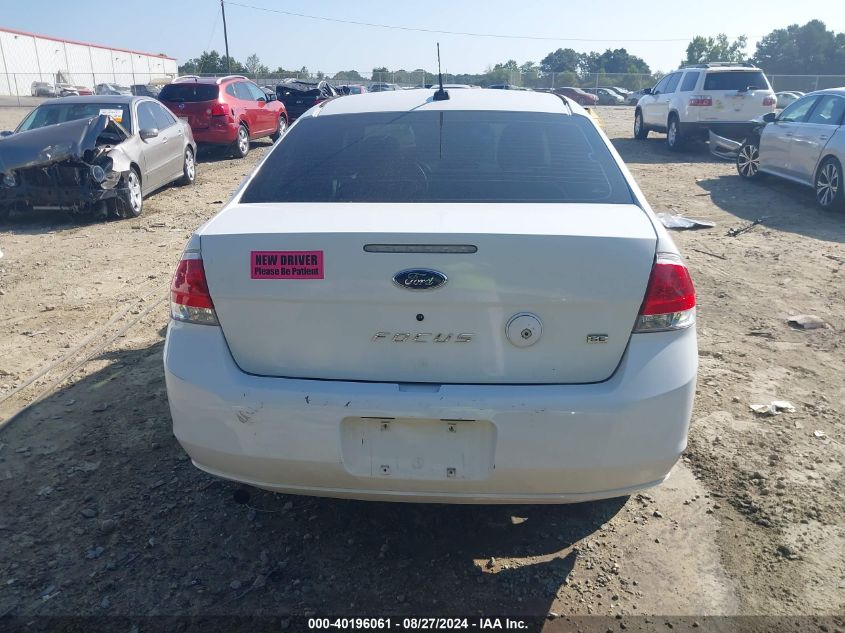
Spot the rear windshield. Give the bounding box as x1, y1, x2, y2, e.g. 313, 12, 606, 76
703, 71, 769, 91
17, 103, 132, 133
158, 83, 218, 102
241, 111, 634, 204
279, 87, 321, 98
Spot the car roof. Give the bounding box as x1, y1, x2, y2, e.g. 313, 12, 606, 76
172, 75, 250, 85
38, 95, 144, 106
315, 88, 575, 117
808, 87, 845, 97
178, 76, 223, 84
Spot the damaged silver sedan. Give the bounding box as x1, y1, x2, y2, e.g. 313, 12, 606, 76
711, 89, 845, 211
0, 96, 196, 220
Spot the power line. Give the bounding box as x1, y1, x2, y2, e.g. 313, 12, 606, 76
196, 9, 220, 74
225, 1, 756, 43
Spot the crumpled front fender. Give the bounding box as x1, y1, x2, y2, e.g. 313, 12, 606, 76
708, 130, 743, 161
107, 147, 132, 174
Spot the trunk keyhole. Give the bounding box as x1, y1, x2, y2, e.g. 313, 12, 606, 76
506, 313, 543, 347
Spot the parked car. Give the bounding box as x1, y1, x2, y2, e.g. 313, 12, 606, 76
30, 81, 57, 97
336, 84, 367, 95
159, 75, 288, 158
75, 86, 93, 96
734, 89, 845, 211
164, 88, 698, 504
584, 87, 625, 105
600, 86, 631, 100
0, 95, 196, 219
131, 84, 161, 98
634, 62, 776, 151
369, 82, 398, 92
274, 80, 336, 121
55, 83, 80, 97
626, 89, 649, 105
487, 84, 528, 91
95, 83, 132, 96
554, 86, 599, 106
774, 91, 804, 109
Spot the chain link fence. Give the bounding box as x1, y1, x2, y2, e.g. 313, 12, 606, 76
0, 72, 177, 107
3, 70, 844, 107
767, 75, 845, 92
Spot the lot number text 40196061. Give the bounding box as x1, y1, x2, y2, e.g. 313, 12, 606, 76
307, 617, 530, 630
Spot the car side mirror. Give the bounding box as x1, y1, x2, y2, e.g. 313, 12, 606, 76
139, 128, 159, 140
762, 112, 777, 123
643, 87, 653, 95
0, 130, 13, 137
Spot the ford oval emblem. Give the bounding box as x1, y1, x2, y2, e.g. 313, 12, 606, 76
393, 269, 448, 291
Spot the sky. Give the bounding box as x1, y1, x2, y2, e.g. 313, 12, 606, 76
3, 0, 844, 74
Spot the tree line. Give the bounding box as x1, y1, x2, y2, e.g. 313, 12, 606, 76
178, 19, 845, 87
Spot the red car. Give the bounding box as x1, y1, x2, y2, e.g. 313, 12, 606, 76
554, 86, 599, 106
159, 75, 288, 158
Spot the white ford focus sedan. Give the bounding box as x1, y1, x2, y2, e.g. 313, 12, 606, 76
164, 88, 697, 504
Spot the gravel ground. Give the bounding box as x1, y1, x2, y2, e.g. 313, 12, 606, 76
0, 105, 843, 624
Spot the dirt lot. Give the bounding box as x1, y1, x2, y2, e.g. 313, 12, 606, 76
0, 105, 843, 627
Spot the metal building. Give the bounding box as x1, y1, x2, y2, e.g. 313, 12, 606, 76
0, 26, 178, 96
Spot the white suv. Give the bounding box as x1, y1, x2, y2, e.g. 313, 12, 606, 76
634, 63, 776, 150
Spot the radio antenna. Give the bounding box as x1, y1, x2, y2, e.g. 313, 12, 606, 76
433, 42, 449, 101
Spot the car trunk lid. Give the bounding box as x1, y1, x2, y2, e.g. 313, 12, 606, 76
698, 70, 775, 122
199, 202, 658, 384
159, 83, 220, 130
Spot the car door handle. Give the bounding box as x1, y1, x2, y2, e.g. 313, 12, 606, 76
784, 132, 793, 137
819, 135, 828, 140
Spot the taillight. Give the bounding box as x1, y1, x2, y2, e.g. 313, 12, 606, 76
762, 96, 776, 107
688, 95, 713, 106
210, 103, 229, 117
634, 253, 696, 333
314, 97, 325, 104
170, 253, 218, 325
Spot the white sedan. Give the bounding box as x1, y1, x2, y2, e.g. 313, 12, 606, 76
164, 88, 698, 504
774, 91, 804, 109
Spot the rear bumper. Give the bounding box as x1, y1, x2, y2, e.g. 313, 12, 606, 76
192, 125, 239, 146
680, 121, 758, 141
164, 322, 697, 504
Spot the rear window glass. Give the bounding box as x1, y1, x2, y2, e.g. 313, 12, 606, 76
158, 83, 218, 102
703, 71, 769, 91
241, 111, 634, 204
279, 85, 321, 98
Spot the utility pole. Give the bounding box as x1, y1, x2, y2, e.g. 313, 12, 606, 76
221, 0, 231, 74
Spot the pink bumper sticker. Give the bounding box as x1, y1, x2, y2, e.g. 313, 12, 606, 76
251, 251, 324, 279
